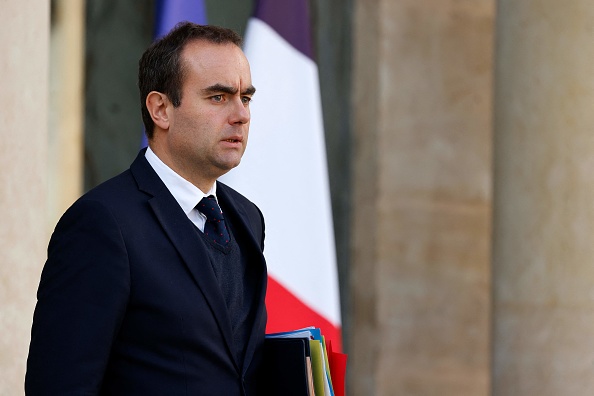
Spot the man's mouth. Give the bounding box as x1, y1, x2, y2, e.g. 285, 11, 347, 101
224, 138, 241, 143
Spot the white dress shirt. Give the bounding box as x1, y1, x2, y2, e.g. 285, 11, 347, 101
144, 146, 220, 232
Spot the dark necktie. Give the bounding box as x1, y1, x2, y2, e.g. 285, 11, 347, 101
197, 195, 230, 246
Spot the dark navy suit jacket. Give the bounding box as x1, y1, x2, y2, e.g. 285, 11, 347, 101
26, 150, 268, 395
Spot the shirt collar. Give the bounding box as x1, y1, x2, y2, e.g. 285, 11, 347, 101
144, 146, 217, 216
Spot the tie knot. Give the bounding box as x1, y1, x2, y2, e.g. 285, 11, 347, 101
197, 195, 229, 246
198, 195, 224, 221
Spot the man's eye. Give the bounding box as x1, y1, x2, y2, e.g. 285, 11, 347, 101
212, 95, 223, 102
242, 96, 252, 105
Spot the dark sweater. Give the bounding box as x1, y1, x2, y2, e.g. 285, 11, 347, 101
195, 223, 258, 367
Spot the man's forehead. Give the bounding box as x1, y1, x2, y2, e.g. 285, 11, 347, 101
181, 42, 251, 87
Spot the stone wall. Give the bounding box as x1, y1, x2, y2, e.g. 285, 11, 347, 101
0, 1, 50, 393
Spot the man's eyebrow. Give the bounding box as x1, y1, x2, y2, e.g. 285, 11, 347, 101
242, 85, 256, 96
202, 84, 256, 96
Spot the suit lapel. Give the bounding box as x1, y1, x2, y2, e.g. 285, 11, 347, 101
130, 151, 237, 367
217, 185, 268, 375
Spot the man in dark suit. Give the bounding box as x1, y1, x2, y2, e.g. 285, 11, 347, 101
26, 23, 267, 395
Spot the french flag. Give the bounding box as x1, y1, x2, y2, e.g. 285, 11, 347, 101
222, 0, 343, 349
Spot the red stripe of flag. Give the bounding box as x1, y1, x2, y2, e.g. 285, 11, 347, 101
266, 276, 342, 351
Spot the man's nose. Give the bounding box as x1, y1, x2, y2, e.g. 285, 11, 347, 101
229, 97, 250, 125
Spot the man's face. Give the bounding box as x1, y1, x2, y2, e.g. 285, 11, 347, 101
165, 40, 254, 185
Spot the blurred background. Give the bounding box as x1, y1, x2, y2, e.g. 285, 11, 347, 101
3, 0, 594, 395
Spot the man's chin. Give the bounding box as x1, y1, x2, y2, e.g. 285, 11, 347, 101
216, 159, 243, 176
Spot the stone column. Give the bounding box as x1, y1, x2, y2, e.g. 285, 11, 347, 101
0, 0, 50, 393
48, 0, 85, 232
493, 1, 594, 395
351, 0, 494, 394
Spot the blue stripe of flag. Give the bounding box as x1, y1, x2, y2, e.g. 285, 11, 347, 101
252, 0, 313, 59
154, 0, 207, 38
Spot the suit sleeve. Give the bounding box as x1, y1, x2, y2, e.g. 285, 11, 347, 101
26, 199, 130, 395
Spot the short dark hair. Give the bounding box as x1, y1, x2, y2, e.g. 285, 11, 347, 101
138, 22, 243, 138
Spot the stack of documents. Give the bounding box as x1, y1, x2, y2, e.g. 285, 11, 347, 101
262, 327, 347, 396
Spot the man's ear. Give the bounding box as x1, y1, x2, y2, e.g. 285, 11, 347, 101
146, 91, 170, 130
